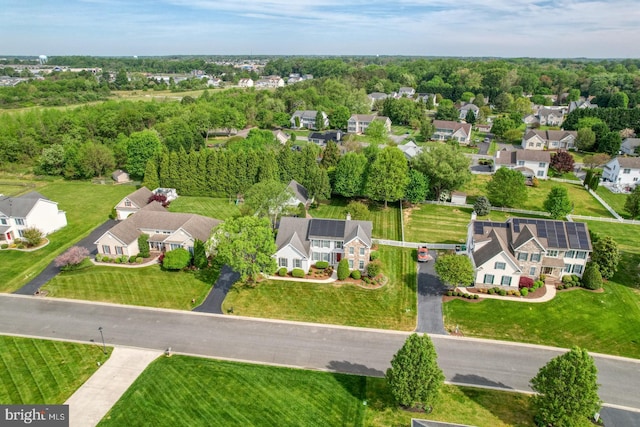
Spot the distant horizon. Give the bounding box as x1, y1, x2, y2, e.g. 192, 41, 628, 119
3, 1, 640, 58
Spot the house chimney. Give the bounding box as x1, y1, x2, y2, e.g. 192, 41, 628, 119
346, 213, 351, 221
471, 211, 477, 221
496, 150, 500, 159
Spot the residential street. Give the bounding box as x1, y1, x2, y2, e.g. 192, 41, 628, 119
1, 294, 639, 417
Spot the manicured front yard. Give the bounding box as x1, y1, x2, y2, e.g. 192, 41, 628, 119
0, 181, 133, 292
99, 355, 535, 427
168, 196, 241, 220
0, 335, 111, 404
310, 197, 402, 241
41, 265, 213, 310
223, 246, 416, 330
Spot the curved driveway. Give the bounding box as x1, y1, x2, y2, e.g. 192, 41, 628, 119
1, 294, 639, 415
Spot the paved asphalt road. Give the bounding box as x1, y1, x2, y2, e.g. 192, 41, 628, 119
416, 257, 446, 334
14, 220, 117, 295
192, 265, 239, 314
1, 294, 639, 418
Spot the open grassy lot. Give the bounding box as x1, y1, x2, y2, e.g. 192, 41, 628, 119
595, 186, 631, 218
583, 220, 640, 255
168, 196, 241, 220
41, 265, 213, 310
310, 198, 402, 240
0, 181, 133, 293
0, 335, 111, 404
223, 246, 416, 330
459, 175, 613, 217
99, 355, 535, 427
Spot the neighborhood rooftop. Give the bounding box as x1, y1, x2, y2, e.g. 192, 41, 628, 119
0, 191, 50, 217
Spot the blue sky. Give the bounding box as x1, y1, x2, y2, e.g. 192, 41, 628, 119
2, 0, 640, 58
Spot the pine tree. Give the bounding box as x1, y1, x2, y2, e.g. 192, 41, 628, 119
386, 333, 444, 411
142, 158, 159, 190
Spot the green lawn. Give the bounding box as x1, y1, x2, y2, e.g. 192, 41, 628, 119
168, 196, 241, 220
595, 186, 631, 218
0, 181, 133, 292
223, 246, 416, 330
99, 355, 535, 427
310, 198, 402, 240
0, 335, 111, 404
41, 265, 214, 310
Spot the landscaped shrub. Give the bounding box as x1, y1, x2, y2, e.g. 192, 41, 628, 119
519, 276, 534, 289
135, 257, 143, 264
95, 254, 102, 262
129, 255, 137, 263
521, 288, 529, 297
534, 280, 544, 289
21, 227, 44, 247
55, 246, 90, 268
315, 261, 329, 270
488, 288, 495, 295
278, 267, 287, 276
582, 262, 603, 290
337, 259, 349, 280
447, 291, 453, 297
162, 248, 192, 270
363, 277, 371, 284
291, 268, 305, 278
472, 294, 479, 299
1, 244, 8, 249
115, 257, 123, 264
366, 260, 382, 278
562, 275, 572, 284
351, 270, 361, 280
498, 289, 507, 296
138, 234, 150, 258
369, 251, 380, 261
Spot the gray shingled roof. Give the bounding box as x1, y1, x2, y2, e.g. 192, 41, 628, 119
524, 130, 577, 141
472, 229, 518, 269
276, 216, 372, 254
433, 120, 472, 134
616, 156, 640, 169
122, 187, 153, 209
0, 191, 51, 218
516, 150, 551, 162
288, 180, 309, 205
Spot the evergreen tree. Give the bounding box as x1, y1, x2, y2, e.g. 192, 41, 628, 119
193, 239, 208, 270
158, 152, 170, 188
337, 259, 349, 280
142, 158, 159, 190
320, 140, 340, 169
624, 185, 640, 219
581, 262, 603, 290
465, 109, 476, 124
257, 150, 279, 182
590, 235, 620, 279
473, 196, 491, 216
530, 347, 601, 426
386, 333, 444, 411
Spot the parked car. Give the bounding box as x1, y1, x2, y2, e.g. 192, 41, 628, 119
484, 137, 491, 143
417, 246, 432, 262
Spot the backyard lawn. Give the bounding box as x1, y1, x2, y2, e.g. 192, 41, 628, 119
41, 265, 214, 310
99, 355, 536, 427
223, 246, 416, 330
596, 186, 632, 218
0, 335, 111, 404
169, 196, 241, 220
310, 197, 402, 241
0, 180, 133, 292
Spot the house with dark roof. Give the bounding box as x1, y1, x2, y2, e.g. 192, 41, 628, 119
466, 217, 592, 288
290, 110, 329, 130
286, 180, 313, 208
521, 130, 577, 151
94, 202, 221, 257
494, 149, 551, 179
308, 130, 342, 146
621, 138, 640, 156
114, 187, 154, 220
274, 217, 373, 273
0, 191, 67, 245
602, 156, 640, 187
432, 120, 472, 144
458, 103, 479, 121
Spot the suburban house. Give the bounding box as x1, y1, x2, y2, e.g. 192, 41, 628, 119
395, 87, 415, 98
111, 169, 130, 184
621, 138, 640, 156
458, 103, 479, 121
537, 107, 566, 126
432, 120, 472, 144
95, 202, 221, 257
286, 180, 313, 209
396, 140, 424, 160
521, 130, 577, 151
308, 130, 342, 146
255, 76, 284, 88
568, 98, 597, 113
238, 78, 254, 88
467, 217, 592, 288
114, 187, 154, 220
274, 217, 373, 273
347, 114, 392, 134
273, 130, 290, 144
367, 92, 388, 107
207, 77, 222, 87
0, 191, 67, 244
475, 123, 492, 133
494, 149, 551, 180
290, 110, 329, 130
602, 156, 640, 188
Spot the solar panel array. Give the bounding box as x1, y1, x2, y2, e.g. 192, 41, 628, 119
473, 218, 591, 250
308, 219, 345, 239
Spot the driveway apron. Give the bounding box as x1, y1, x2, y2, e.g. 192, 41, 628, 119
416, 254, 447, 334
193, 265, 239, 314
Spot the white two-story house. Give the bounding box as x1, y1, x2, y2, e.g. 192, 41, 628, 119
467, 217, 592, 288
290, 110, 329, 130
602, 156, 640, 188
274, 217, 373, 273
0, 191, 67, 245
432, 120, 472, 144
522, 130, 577, 151
347, 114, 392, 134
494, 149, 551, 180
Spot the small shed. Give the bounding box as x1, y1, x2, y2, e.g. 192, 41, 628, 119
450, 191, 467, 205
111, 170, 130, 183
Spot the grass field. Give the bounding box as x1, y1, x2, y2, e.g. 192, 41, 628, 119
168, 196, 241, 220
583, 220, 640, 255
41, 265, 214, 310
595, 186, 631, 218
223, 246, 416, 330
459, 175, 613, 217
0, 181, 133, 293
99, 355, 536, 427
310, 198, 402, 240
0, 335, 111, 404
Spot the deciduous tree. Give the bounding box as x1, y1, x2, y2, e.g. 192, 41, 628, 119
624, 185, 640, 219
487, 168, 527, 207
543, 185, 573, 219
333, 152, 367, 198
434, 254, 475, 287
242, 180, 294, 229
344, 201, 370, 220
55, 246, 90, 268
364, 146, 409, 208
386, 333, 444, 411
590, 235, 620, 279
530, 347, 600, 426
412, 144, 471, 200
405, 169, 430, 204
550, 151, 575, 174
126, 130, 163, 179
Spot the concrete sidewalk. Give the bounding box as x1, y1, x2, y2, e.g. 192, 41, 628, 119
65, 347, 160, 427
455, 285, 556, 303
